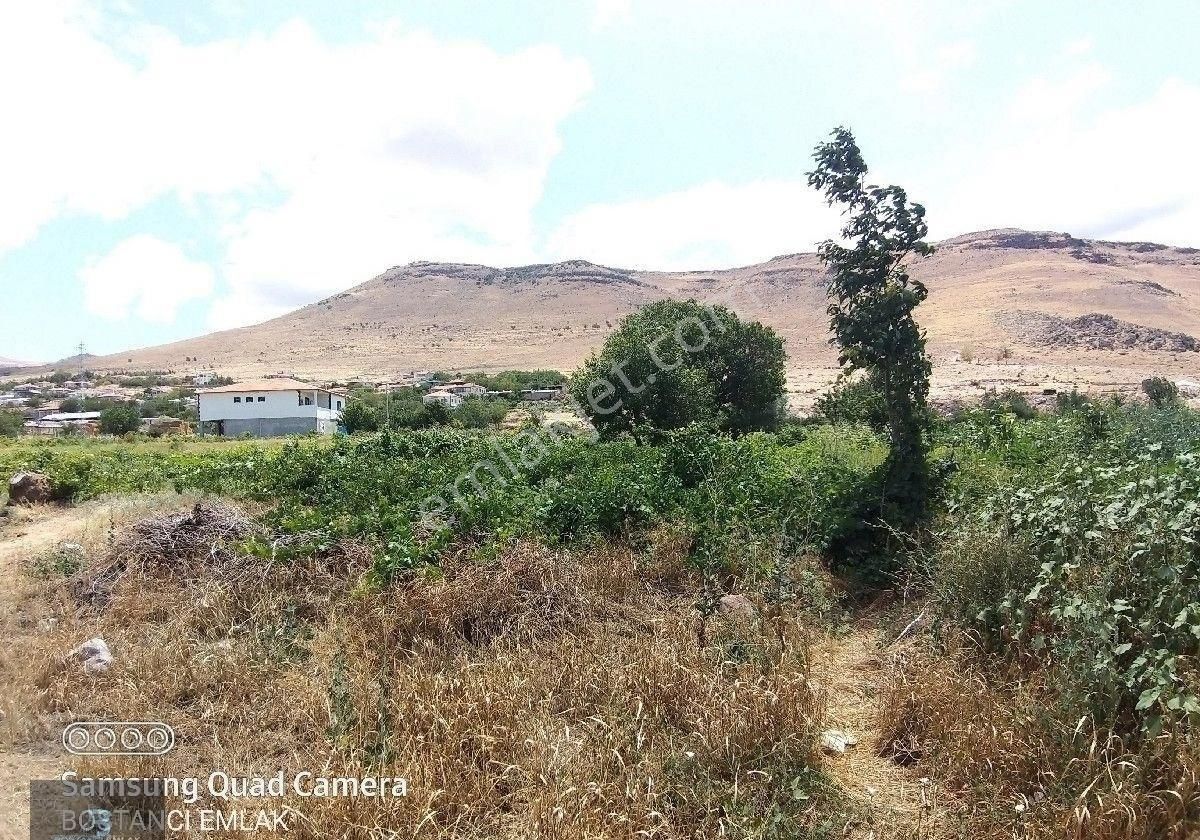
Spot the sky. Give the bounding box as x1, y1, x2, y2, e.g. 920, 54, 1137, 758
1, 0, 1198, 363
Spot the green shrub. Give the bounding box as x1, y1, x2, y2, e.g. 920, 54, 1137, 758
980, 388, 1037, 419
0, 410, 22, 437
1142, 376, 1180, 408
99, 405, 141, 435
570, 300, 786, 438
811, 375, 889, 430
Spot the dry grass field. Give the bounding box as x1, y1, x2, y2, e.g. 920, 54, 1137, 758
4, 499, 952, 839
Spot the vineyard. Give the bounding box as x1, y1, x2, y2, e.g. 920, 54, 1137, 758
2, 399, 1198, 837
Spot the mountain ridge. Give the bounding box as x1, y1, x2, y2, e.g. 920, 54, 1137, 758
29, 229, 1200, 394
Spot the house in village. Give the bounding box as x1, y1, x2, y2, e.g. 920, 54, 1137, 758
197, 378, 346, 437
23, 411, 102, 437
521, 385, 566, 402
422, 390, 463, 409
422, 379, 485, 409
435, 379, 487, 397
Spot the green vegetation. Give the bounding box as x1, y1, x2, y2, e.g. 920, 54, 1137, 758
98, 404, 142, 435
882, 400, 1200, 837
810, 373, 889, 431
808, 126, 934, 534
1143, 375, 1181, 407
3, 379, 1197, 837
341, 387, 506, 433
0, 409, 22, 437
433, 369, 567, 392
570, 299, 786, 438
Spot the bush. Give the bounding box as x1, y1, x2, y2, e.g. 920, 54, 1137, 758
570, 299, 786, 438
99, 405, 141, 435
340, 400, 379, 434
0, 410, 22, 437
811, 375, 889, 430
1142, 376, 1180, 408
980, 388, 1037, 419
1055, 388, 1091, 412
454, 397, 510, 429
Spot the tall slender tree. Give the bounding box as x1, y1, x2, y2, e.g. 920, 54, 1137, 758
808, 127, 933, 526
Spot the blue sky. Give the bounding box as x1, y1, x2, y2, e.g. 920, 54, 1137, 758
2, 0, 1198, 363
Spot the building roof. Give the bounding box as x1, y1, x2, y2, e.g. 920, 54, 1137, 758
41, 411, 102, 421
198, 378, 335, 394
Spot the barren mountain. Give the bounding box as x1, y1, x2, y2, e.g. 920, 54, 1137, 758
65, 229, 1200, 403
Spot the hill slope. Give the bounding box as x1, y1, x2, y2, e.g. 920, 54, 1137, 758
81, 229, 1200, 388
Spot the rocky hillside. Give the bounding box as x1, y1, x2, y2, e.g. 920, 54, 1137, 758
68, 228, 1200, 383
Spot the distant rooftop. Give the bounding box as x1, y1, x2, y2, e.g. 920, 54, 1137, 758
199, 378, 345, 394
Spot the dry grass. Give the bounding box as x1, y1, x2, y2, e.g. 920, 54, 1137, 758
3, 512, 838, 839
878, 636, 1200, 839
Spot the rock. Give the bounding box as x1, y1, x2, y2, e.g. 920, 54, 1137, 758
820, 729, 859, 754
7, 471, 52, 505
70, 637, 114, 676
716, 594, 757, 621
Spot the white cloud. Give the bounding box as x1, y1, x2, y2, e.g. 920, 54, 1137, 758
934, 74, 1200, 246
899, 39, 977, 93
548, 67, 1200, 269
545, 180, 841, 270
1006, 60, 1111, 126
593, 0, 633, 30
0, 3, 591, 327
80, 235, 214, 323
1063, 36, 1094, 57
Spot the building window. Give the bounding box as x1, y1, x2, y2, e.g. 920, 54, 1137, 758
233, 396, 241, 403
336, 400, 342, 409
257, 396, 266, 402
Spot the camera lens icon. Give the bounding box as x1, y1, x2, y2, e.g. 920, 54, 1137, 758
62, 722, 175, 756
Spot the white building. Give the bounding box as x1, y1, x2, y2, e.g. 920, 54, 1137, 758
198, 378, 346, 437
423, 390, 463, 409
435, 379, 486, 397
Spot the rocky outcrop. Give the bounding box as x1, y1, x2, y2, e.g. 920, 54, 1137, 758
7, 471, 52, 505
1001, 311, 1199, 353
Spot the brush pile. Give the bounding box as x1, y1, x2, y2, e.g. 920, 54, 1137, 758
114, 501, 259, 566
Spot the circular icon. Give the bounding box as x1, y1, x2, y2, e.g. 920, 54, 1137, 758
92, 727, 117, 750
66, 726, 91, 752
146, 726, 172, 752
120, 726, 144, 751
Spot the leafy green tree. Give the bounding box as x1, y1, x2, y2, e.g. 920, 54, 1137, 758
0, 410, 22, 437
400, 400, 452, 428
454, 397, 510, 429
1141, 376, 1179, 408
99, 404, 142, 435
808, 127, 933, 525
340, 400, 380, 434
570, 299, 785, 438
59, 397, 83, 413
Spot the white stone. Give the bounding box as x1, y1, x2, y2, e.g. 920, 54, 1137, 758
820, 729, 858, 754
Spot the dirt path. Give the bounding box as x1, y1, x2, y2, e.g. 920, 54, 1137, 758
812, 621, 951, 840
